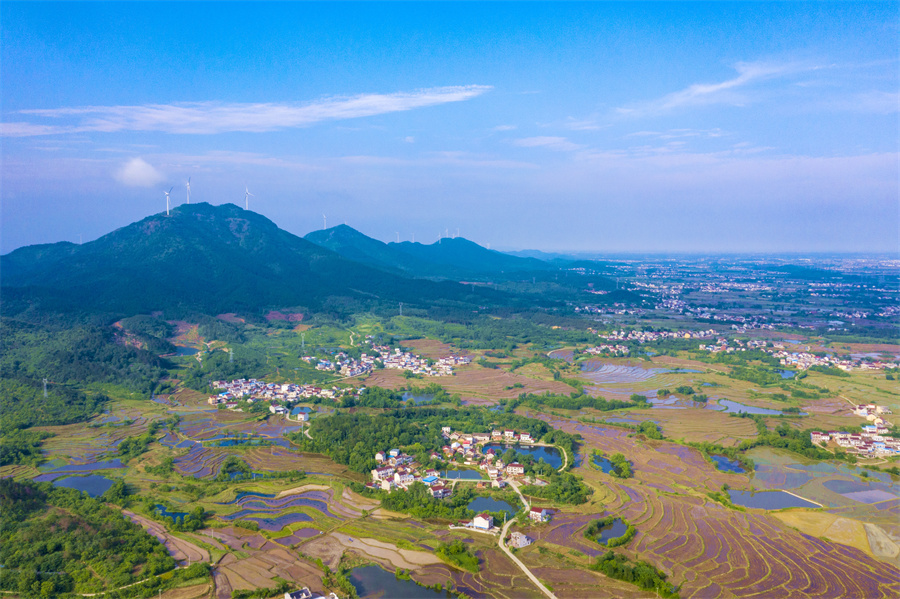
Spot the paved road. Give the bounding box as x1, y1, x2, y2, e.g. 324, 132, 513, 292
498, 517, 558, 599
498, 483, 558, 599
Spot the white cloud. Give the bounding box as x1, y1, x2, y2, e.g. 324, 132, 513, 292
3, 85, 492, 136
114, 157, 164, 187
403, 136, 416, 143
616, 61, 810, 117
492, 125, 517, 131
513, 136, 584, 152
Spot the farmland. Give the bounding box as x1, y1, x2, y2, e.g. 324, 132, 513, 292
3, 251, 899, 598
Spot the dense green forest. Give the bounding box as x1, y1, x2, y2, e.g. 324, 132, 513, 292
0, 479, 176, 597
0, 377, 107, 431
0, 429, 53, 466
1, 318, 168, 393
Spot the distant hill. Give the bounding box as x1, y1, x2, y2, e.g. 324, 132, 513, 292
501, 249, 577, 262
305, 224, 435, 276
306, 226, 550, 279
1, 203, 503, 317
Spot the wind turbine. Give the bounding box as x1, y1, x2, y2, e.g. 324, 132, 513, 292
164, 187, 173, 215
185, 177, 191, 204
244, 186, 254, 210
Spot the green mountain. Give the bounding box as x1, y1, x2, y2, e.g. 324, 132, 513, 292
306, 225, 550, 279
1, 203, 502, 317
304, 224, 434, 276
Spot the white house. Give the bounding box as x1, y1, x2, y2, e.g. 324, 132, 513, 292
507, 463, 525, 476
529, 507, 551, 522
508, 532, 533, 548
394, 471, 414, 485
473, 513, 494, 530
372, 466, 394, 480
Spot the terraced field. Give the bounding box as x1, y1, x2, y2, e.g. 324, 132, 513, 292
521, 414, 900, 598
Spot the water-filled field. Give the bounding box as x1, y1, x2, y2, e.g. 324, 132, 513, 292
52, 474, 115, 497
727, 489, 820, 509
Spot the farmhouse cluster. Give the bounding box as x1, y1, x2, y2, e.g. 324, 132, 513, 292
207, 379, 360, 411
811, 426, 900, 457
367, 448, 452, 498
312, 339, 472, 377
774, 350, 899, 372
367, 427, 545, 496
584, 344, 630, 356
601, 329, 717, 342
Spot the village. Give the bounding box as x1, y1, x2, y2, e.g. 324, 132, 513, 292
811, 403, 900, 458
206, 343, 473, 414
206, 378, 362, 415
311, 339, 472, 378
367, 427, 554, 536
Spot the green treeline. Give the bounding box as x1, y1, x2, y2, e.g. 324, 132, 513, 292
0, 479, 176, 597
734, 417, 852, 461
435, 540, 480, 573
520, 472, 593, 505
590, 551, 679, 598
509, 391, 648, 413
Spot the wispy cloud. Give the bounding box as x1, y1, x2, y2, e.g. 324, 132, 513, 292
627, 128, 726, 140
513, 136, 584, 152
617, 61, 812, 117
1, 85, 492, 137
492, 125, 517, 131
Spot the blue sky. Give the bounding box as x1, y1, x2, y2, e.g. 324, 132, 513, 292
2, 2, 897, 254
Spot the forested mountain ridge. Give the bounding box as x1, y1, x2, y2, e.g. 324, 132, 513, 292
306, 224, 551, 280
1, 203, 506, 317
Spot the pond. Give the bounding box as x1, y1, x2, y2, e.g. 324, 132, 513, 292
596, 518, 629, 544
592, 455, 615, 474
209, 438, 269, 447
711, 455, 746, 473
349, 565, 448, 599
174, 345, 199, 356
708, 399, 790, 416
441, 470, 485, 480
155, 504, 189, 522
467, 496, 517, 517
402, 392, 435, 404
779, 370, 796, 379
727, 489, 819, 509
484, 443, 562, 469
52, 474, 114, 497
